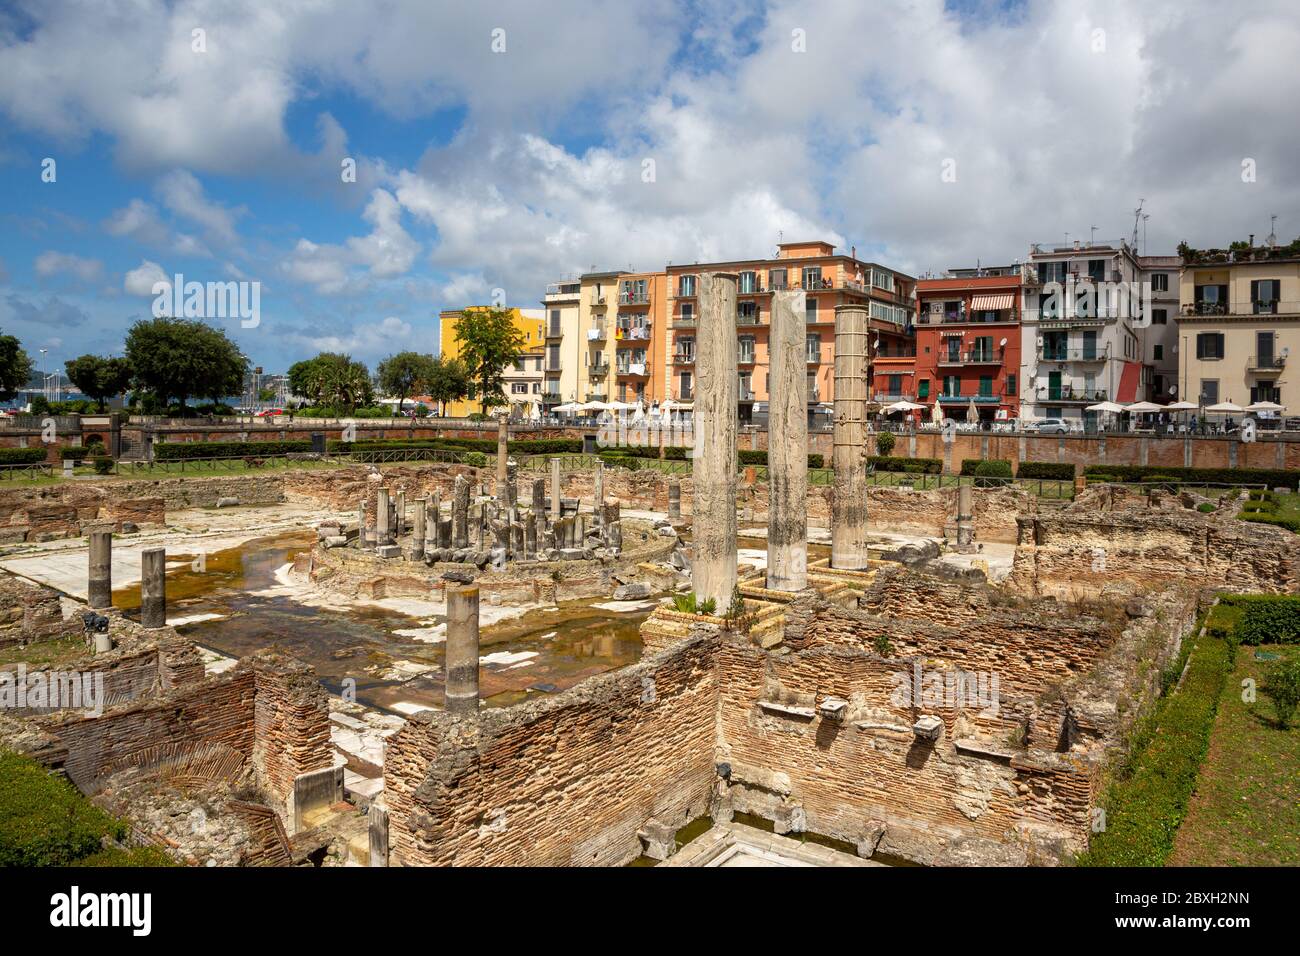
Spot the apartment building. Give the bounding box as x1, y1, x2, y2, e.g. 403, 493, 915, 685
1136, 253, 1182, 403
1020, 238, 1152, 427
503, 344, 546, 414
540, 280, 582, 412
914, 266, 1022, 424
438, 305, 545, 417
1177, 240, 1300, 409
666, 240, 915, 424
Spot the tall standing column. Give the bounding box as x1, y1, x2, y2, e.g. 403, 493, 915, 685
767, 289, 808, 591
411, 497, 427, 558
594, 461, 604, 514
496, 417, 509, 495
395, 491, 406, 535
832, 304, 870, 568
549, 457, 561, 518
693, 272, 738, 609
452, 475, 470, 548
88, 530, 113, 609
376, 489, 391, 545
956, 482, 975, 548
140, 547, 166, 629
445, 586, 480, 717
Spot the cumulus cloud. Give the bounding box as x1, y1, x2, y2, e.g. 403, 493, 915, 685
155, 170, 244, 245
3, 293, 90, 328
281, 189, 418, 293
123, 260, 169, 297
34, 251, 103, 284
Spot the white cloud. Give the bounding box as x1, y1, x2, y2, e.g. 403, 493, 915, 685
281, 189, 417, 293
124, 260, 169, 297
34, 251, 103, 283
155, 170, 243, 245
103, 199, 169, 245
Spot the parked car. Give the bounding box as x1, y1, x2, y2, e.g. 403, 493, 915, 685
1024, 418, 1074, 435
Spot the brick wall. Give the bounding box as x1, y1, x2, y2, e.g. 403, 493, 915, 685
385, 632, 718, 866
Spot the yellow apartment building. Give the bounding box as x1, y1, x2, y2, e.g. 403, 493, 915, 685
438, 305, 545, 417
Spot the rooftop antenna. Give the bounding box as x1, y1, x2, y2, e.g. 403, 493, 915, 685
1089, 225, 1098, 246
1142, 213, 1150, 255
1267, 214, 1279, 248
1131, 198, 1145, 248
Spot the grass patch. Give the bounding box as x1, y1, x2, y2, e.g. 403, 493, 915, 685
1169, 643, 1300, 865
0, 634, 86, 670
1077, 623, 1235, 867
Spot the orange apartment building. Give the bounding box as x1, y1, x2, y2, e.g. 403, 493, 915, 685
666, 241, 915, 424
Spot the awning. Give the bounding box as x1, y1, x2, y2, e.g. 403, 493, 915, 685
1116, 361, 1141, 403
971, 294, 1013, 310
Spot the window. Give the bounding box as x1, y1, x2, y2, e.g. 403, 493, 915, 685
1200, 379, 1219, 404
1153, 344, 1163, 361
888, 374, 903, 394
679, 303, 694, 320
978, 376, 993, 397
511, 383, 527, 395
738, 301, 758, 321
806, 298, 818, 323
549, 310, 561, 335
1151, 273, 1169, 292
679, 274, 696, 296
769, 268, 787, 290
738, 336, 755, 363
942, 375, 961, 397
801, 266, 822, 289
679, 371, 693, 398
918, 379, 930, 399
1088, 259, 1106, 281
872, 268, 894, 292
806, 334, 820, 362
1152, 308, 1167, 325
1195, 332, 1225, 360
1252, 279, 1281, 314
1005, 373, 1016, 397
1037, 261, 1068, 284
738, 271, 757, 294
1195, 284, 1228, 314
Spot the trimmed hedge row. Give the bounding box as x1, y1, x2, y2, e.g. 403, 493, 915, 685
328, 437, 583, 455
1017, 461, 1076, 480
868, 455, 941, 474
738, 449, 825, 469
0, 447, 49, 465
1084, 464, 1300, 489
1077, 629, 1234, 866
155, 440, 312, 460
1218, 594, 1300, 645
960, 459, 1012, 478
0, 749, 171, 866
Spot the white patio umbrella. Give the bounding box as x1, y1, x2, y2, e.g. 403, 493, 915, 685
1165, 401, 1199, 411
1245, 401, 1285, 413
631, 399, 646, 424
1086, 401, 1125, 413
931, 400, 944, 425
885, 400, 927, 413
553, 402, 583, 414
1125, 401, 1165, 413
580, 401, 610, 412
965, 398, 979, 424
1205, 401, 1244, 414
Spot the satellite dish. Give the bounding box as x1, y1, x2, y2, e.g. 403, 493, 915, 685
1170, 385, 1178, 396
999, 337, 1008, 347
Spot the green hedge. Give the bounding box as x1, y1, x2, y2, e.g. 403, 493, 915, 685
960, 459, 1012, 477
868, 455, 941, 474
155, 440, 312, 460
1084, 464, 1300, 490
1017, 461, 1076, 480
0, 750, 130, 866
1078, 629, 1234, 866
328, 436, 583, 455
738, 449, 825, 469
1218, 594, 1300, 645
0, 448, 49, 465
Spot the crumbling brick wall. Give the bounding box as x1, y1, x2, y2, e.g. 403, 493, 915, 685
0, 484, 165, 541
252, 653, 333, 807
385, 631, 719, 866
0, 575, 64, 649
1009, 510, 1300, 599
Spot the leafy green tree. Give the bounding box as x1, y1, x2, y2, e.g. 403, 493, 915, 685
376, 351, 436, 413
453, 307, 526, 414
0, 332, 34, 403
63, 355, 133, 411
287, 352, 372, 412
424, 355, 470, 416
124, 317, 248, 411
1262, 658, 1300, 729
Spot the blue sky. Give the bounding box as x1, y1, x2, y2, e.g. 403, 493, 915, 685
1, 0, 1297, 376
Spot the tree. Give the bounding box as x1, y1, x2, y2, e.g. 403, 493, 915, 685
377, 351, 436, 414
287, 352, 372, 411
124, 317, 248, 411
424, 356, 470, 417
1261, 658, 1300, 729
64, 355, 133, 411
453, 307, 526, 414
0, 333, 34, 403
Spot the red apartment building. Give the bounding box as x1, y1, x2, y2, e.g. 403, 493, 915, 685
914, 267, 1023, 425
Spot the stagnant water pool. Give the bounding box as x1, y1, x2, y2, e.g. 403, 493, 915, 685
110, 531, 652, 715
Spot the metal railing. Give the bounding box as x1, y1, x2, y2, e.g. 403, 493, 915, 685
1038, 347, 1110, 361
1182, 300, 1300, 316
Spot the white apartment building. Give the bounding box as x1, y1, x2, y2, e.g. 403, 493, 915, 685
1020, 237, 1177, 428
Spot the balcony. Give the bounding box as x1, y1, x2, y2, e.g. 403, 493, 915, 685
616, 325, 651, 342
807, 386, 821, 403
738, 351, 756, 365
546, 324, 564, 339
675, 286, 696, 299
937, 393, 1001, 404
798, 276, 835, 291
737, 284, 768, 296
1248, 354, 1287, 371
672, 314, 697, 329
677, 387, 694, 401
739, 388, 756, 402
938, 347, 1006, 367
736, 311, 765, 327
590, 293, 607, 308
1038, 346, 1109, 362
874, 392, 916, 403
619, 292, 650, 306
617, 363, 648, 377
544, 283, 580, 302
1182, 300, 1300, 317
1038, 388, 1107, 404
674, 350, 696, 365
589, 363, 610, 378
587, 324, 607, 342
586, 390, 607, 401
806, 350, 822, 364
